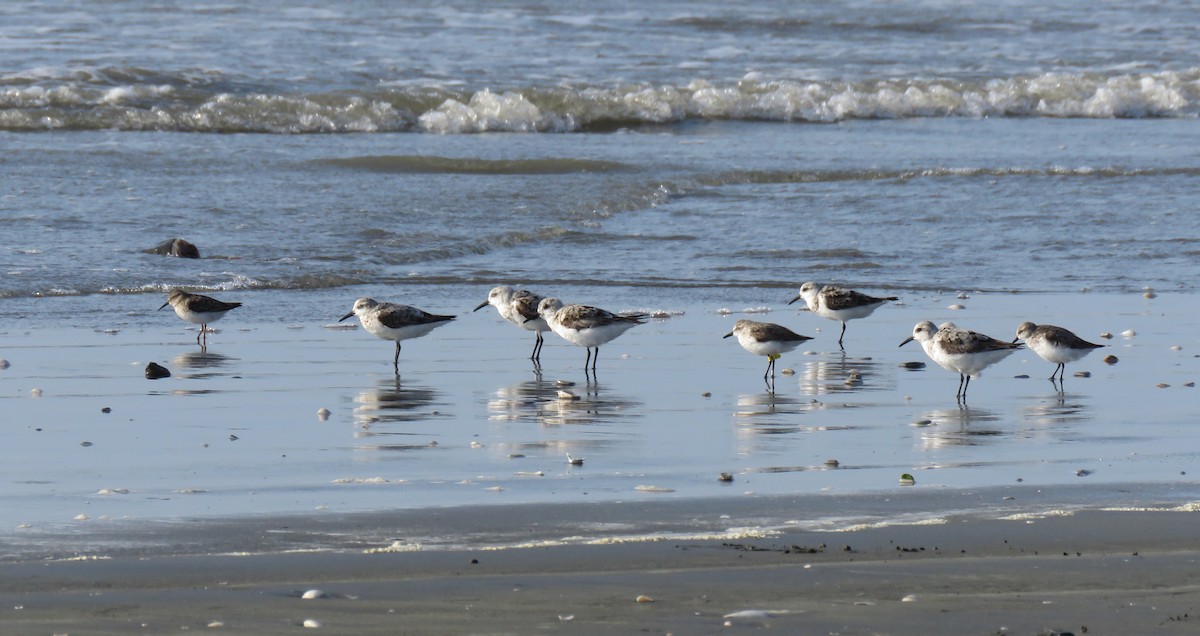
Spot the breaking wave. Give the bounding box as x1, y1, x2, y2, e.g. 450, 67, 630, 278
2, 69, 1197, 133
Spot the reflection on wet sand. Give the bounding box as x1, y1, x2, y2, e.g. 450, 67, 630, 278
1022, 392, 1091, 427
796, 353, 892, 396
915, 404, 1004, 449
488, 376, 641, 427
352, 378, 444, 449
172, 350, 237, 378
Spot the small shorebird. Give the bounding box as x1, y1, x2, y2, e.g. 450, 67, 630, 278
537, 297, 646, 374
340, 297, 455, 373
788, 282, 898, 348
724, 319, 812, 388
473, 285, 550, 361
159, 289, 241, 346
901, 320, 1021, 399
1014, 321, 1104, 387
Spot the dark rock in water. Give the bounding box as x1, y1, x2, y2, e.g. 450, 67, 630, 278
148, 238, 200, 259
145, 362, 171, 379
899, 361, 926, 369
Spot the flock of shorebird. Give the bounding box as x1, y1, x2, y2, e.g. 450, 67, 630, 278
159, 283, 1105, 399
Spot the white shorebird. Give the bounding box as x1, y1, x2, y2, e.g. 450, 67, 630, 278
339, 297, 455, 373
159, 289, 242, 346
724, 319, 813, 387
1014, 321, 1104, 387
537, 297, 646, 374
473, 285, 550, 361
900, 320, 1022, 399
788, 281, 898, 348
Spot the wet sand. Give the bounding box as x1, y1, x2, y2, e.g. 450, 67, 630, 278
1, 289, 1198, 632
3, 508, 1200, 634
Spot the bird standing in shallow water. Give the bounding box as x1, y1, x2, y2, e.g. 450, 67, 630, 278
473, 285, 550, 362
789, 282, 898, 349
340, 297, 455, 374
537, 297, 646, 376
724, 319, 813, 390
901, 320, 1021, 400
1014, 321, 1104, 390
159, 289, 241, 347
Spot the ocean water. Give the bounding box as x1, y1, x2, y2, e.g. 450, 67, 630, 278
1, 0, 1199, 557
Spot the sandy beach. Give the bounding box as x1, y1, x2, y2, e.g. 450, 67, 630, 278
4, 506, 1200, 634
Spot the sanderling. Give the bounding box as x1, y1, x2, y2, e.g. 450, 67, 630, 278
339, 297, 455, 373
1014, 321, 1104, 387
900, 320, 1021, 399
788, 282, 898, 348
724, 319, 812, 388
473, 285, 550, 361
159, 289, 242, 347
537, 297, 646, 373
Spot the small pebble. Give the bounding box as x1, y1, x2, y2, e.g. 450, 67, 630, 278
316, 407, 331, 421
900, 361, 926, 369
555, 380, 575, 387
718, 472, 733, 482
567, 454, 584, 465
1121, 329, 1136, 337
302, 619, 321, 628
1144, 292, 1157, 299
1013, 374, 1030, 379
1170, 345, 1183, 351
145, 362, 171, 379
301, 589, 325, 600
911, 419, 932, 427
1156, 383, 1170, 389
1100, 332, 1113, 339
635, 595, 655, 603
229, 434, 239, 441
899, 473, 916, 486
0, 359, 9, 369
1103, 355, 1118, 364
101, 407, 112, 414
1076, 469, 1093, 477
947, 304, 965, 310
780, 367, 795, 375
30, 388, 43, 397
1073, 371, 1091, 378
701, 391, 711, 397
80, 441, 93, 447
1185, 382, 1195, 388
824, 459, 840, 468
557, 390, 579, 400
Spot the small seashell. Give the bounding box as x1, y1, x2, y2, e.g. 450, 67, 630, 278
635, 595, 655, 603
1170, 345, 1183, 351
208, 621, 225, 627
947, 304, 965, 310
228, 434, 238, 441
701, 392, 711, 397
1185, 382, 1195, 388
956, 292, 970, 299
555, 380, 575, 387
1073, 371, 1091, 378
558, 614, 575, 622
316, 408, 331, 421
780, 368, 795, 375
1144, 292, 1157, 299
508, 453, 526, 459
1121, 329, 1136, 337
1013, 374, 1030, 379
1156, 383, 1170, 389
470, 441, 483, 448
1076, 469, 1093, 477
899, 473, 916, 486
567, 454, 584, 465
718, 472, 733, 482
557, 390, 579, 400
515, 471, 544, 477
911, 419, 932, 427
1100, 332, 1113, 339
302, 618, 321, 628
824, 459, 840, 468
901, 594, 917, 602
301, 589, 325, 600
0, 359, 9, 369
73, 514, 89, 521
1103, 355, 1118, 364
30, 388, 43, 397
80, 441, 93, 447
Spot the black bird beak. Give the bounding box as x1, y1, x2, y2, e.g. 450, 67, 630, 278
158, 301, 170, 310
786, 293, 803, 306
723, 331, 733, 339
473, 300, 489, 312
899, 336, 914, 348
1011, 337, 1020, 344
339, 311, 355, 322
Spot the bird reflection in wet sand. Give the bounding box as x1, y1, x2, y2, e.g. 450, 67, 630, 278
536, 381, 639, 427
796, 353, 889, 396
487, 375, 559, 422
915, 404, 1004, 450
352, 377, 441, 441
172, 350, 236, 378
